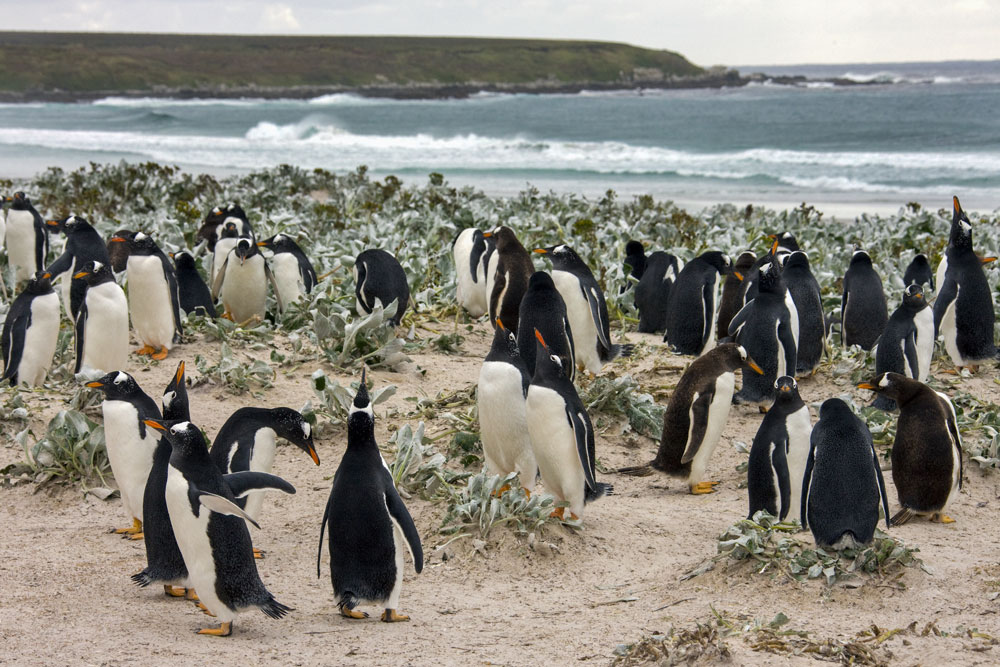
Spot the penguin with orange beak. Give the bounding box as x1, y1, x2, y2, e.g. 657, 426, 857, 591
43, 214, 110, 319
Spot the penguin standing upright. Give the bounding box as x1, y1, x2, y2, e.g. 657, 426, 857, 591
782, 251, 825, 375
317, 369, 422, 622
213, 239, 283, 323
146, 418, 294, 636
802, 398, 890, 549
172, 250, 216, 317
478, 320, 536, 492
634, 251, 682, 334
859, 373, 962, 525
3, 192, 48, 286
72, 261, 129, 375
118, 232, 183, 360
452, 228, 490, 317
622, 240, 647, 291
872, 285, 934, 411
716, 251, 755, 341
44, 215, 111, 320
211, 221, 244, 286
198, 204, 252, 252
107, 229, 135, 274
664, 251, 731, 355
516, 271, 575, 381
740, 233, 799, 306
620, 343, 762, 494
747, 376, 812, 523
1, 273, 60, 387
933, 196, 996, 371
483, 226, 534, 333
841, 249, 887, 350
353, 248, 410, 326
525, 331, 612, 519
535, 244, 632, 374
257, 233, 317, 306
903, 253, 934, 291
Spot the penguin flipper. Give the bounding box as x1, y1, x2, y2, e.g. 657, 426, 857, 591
384, 484, 424, 573
933, 276, 957, 335
264, 260, 285, 313
162, 253, 184, 336
700, 280, 715, 351
563, 316, 576, 383
223, 471, 296, 498
938, 392, 963, 490
800, 443, 816, 531
777, 316, 797, 376
869, 437, 891, 530
772, 443, 791, 521
73, 304, 88, 374
45, 250, 73, 280
727, 300, 752, 338
566, 406, 599, 492
680, 390, 714, 465
903, 331, 919, 379
581, 282, 613, 352
210, 254, 229, 300
196, 490, 262, 530
488, 260, 508, 325
3, 311, 28, 385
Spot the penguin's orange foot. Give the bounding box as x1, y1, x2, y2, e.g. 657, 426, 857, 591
196, 621, 232, 637
151, 347, 169, 361
196, 602, 216, 617
492, 484, 511, 497
381, 609, 410, 623
569, 512, 580, 521
185, 588, 199, 601
127, 531, 145, 541
931, 513, 956, 524
135, 345, 156, 356
549, 507, 566, 520
340, 606, 368, 619
523, 488, 532, 498
758, 405, 769, 414
690, 481, 720, 495
164, 585, 187, 598
114, 518, 143, 535
252, 547, 265, 560
941, 368, 960, 375
221, 311, 234, 321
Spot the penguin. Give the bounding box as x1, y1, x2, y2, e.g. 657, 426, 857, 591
107, 229, 135, 274
353, 248, 409, 326
619, 343, 763, 494
871, 285, 934, 411
634, 251, 682, 334
664, 251, 730, 355
716, 251, 755, 341
145, 418, 294, 636
535, 244, 632, 374
621, 240, 647, 292
172, 250, 217, 317
162, 359, 190, 422
740, 233, 798, 306
452, 228, 490, 317
86, 371, 162, 539
1, 273, 60, 387
3, 192, 48, 286
43, 215, 111, 320
213, 238, 283, 324
841, 249, 887, 350
117, 232, 183, 360
903, 253, 934, 291
524, 330, 613, 519
209, 407, 319, 523
516, 271, 575, 381
933, 196, 996, 371
729, 260, 797, 406
317, 369, 422, 622
199, 204, 252, 252
257, 233, 317, 306
747, 376, 812, 523
211, 221, 247, 286
478, 319, 536, 492
72, 261, 129, 375
801, 398, 890, 549
782, 251, 825, 375
483, 226, 534, 333
858, 372, 962, 525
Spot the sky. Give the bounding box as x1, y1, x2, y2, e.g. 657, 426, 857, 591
4, 0, 1000, 66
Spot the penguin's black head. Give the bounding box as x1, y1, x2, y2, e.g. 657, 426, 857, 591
172, 250, 197, 271
125, 231, 159, 255
492, 318, 520, 359
234, 238, 255, 264
73, 260, 113, 286
221, 221, 240, 239
902, 284, 926, 309
86, 371, 144, 401
162, 360, 189, 422
721, 343, 764, 375
10, 191, 30, 208
911, 253, 929, 266
348, 368, 375, 441
950, 197, 973, 250
699, 251, 731, 274
849, 249, 873, 267
818, 397, 854, 422
730, 251, 756, 281
773, 376, 802, 405
526, 270, 556, 292
783, 250, 810, 270
225, 204, 248, 221
270, 407, 320, 465
625, 240, 645, 258
756, 259, 783, 293
257, 233, 296, 253
858, 372, 916, 403
48, 214, 90, 235
532, 328, 564, 376
145, 420, 208, 458
533, 243, 584, 270
482, 226, 519, 251
23, 272, 54, 295
767, 231, 800, 252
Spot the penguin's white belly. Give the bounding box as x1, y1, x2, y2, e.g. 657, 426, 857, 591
271, 253, 304, 306
785, 292, 800, 350
783, 405, 813, 524
687, 371, 735, 484
935, 258, 948, 297
212, 238, 238, 284
16, 291, 60, 387
59, 266, 73, 316
525, 385, 585, 516
5, 210, 38, 283
936, 391, 963, 512
127, 255, 175, 350
940, 285, 964, 366
913, 307, 934, 381
80, 282, 129, 374
485, 253, 500, 323
699, 274, 720, 355
243, 429, 278, 522
552, 270, 600, 373
775, 320, 787, 378
102, 400, 157, 522
221, 254, 267, 323
454, 230, 487, 317
478, 361, 536, 490
165, 466, 232, 621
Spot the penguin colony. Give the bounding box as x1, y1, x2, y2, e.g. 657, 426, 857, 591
0, 192, 994, 641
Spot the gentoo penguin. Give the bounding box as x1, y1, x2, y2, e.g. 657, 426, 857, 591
107, 229, 135, 274
146, 418, 294, 636
3, 192, 48, 286
257, 233, 317, 306
716, 251, 755, 341
871, 285, 934, 411
516, 271, 575, 381
209, 407, 318, 523
535, 244, 632, 374
664, 251, 731, 355
782, 251, 825, 375
525, 330, 612, 519
634, 251, 682, 334
43, 215, 111, 320
317, 369, 422, 622
933, 196, 996, 371
802, 398, 890, 549
86, 371, 162, 539
452, 228, 490, 317
211, 221, 243, 286
903, 253, 934, 291
1, 273, 60, 387
741, 233, 799, 306
172, 250, 216, 317
620, 343, 763, 494
729, 260, 797, 406
72, 261, 129, 375
841, 249, 887, 350
622, 240, 647, 291
353, 248, 410, 326
858, 373, 962, 525
199, 204, 253, 252
478, 319, 536, 492
213, 239, 282, 324
747, 376, 812, 523
118, 232, 183, 360
483, 226, 534, 333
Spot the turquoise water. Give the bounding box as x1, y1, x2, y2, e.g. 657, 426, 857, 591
1, 60, 999, 214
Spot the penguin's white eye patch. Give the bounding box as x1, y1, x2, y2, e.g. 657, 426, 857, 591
302, 421, 311, 438
93, 261, 103, 272
760, 262, 772, 274
163, 391, 175, 408
879, 374, 890, 388
113, 372, 127, 385
135, 232, 147, 241
550, 354, 561, 366
171, 421, 192, 435
737, 345, 747, 360
960, 221, 972, 234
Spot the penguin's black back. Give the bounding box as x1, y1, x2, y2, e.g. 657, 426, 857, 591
489, 227, 535, 333
209, 407, 301, 474
717, 251, 755, 340
842, 252, 887, 350
782, 252, 825, 375
263, 235, 318, 293
486, 322, 531, 396
355, 249, 410, 326
635, 251, 680, 334
664, 251, 728, 355
516, 271, 575, 380
136, 419, 188, 589
937, 246, 996, 361
873, 291, 928, 410
903, 254, 934, 290
173, 252, 216, 317
732, 266, 796, 405
622, 240, 647, 291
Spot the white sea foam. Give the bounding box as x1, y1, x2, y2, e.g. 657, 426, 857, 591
92, 96, 274, 107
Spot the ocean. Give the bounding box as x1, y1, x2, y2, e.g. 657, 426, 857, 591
1, 59, 999, 217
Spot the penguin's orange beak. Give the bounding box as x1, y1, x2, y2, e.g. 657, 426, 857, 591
144, 419, 167, 432
953, 195, 962, 214
534, 328, 549, 350
857, 382, 877, 390
42, 272, 51, 279
174, 361, 185, 385
495, 317, 505, 331
45, 220, 59, 227
256, 241, 267, 247
482, 231, 493, 239
73, 271, 88, 279
109, 236, 127, 243
779, 384, 791, 392
982, 256, 997, 265
306, 444, 320, 466
533, 248, 548, 254
85, 380, 104, 388
733, 271, 744, 281
746, 358, 764, 375
770, 239, 780, 255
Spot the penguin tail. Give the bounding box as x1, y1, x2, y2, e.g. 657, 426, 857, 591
585, 482, 613, 503
890, 507, 915, 526
259, 596, 293, 620
617, 462, 654, 477
602, 343, 635, 362
870, 395, 897, 412
131, 570, 154, 588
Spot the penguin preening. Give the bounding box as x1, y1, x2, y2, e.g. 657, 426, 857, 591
622, 240, 647, 292
634, 251, 682, 334
452, 227, 491, 318
72, 261, 129, 375
782, 251, 825, 376
903, 253, 934, 291
516, 271, 575, 381
317, 369, 423, 622
740, 233, 798, 307
353, 248, 410, 326
483, 226, 534, 333
172, 250, 217, 318
257, 233, 317, 307
146, 418, 294, 636
664, 251, 731, 356
44, 215, 111, 320
107, 229, 135, 274
1, 273, 60, 387
3, 192, 48, 286
535, 244, 632, 374
841, 249, 887, 351
872, 285, 934, 411
198, 204, 252, 252
213, 238, 283, 324
802, 398, 890, 549
716, 251, 755, 341
117, 232, 183, 360
620, 343, 763, 494
859, 373, 962, 526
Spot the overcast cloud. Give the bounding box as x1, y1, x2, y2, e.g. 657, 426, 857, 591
3, 0, 998, 66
